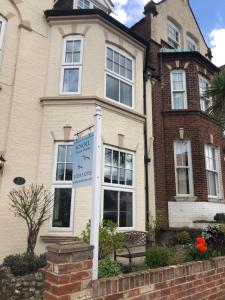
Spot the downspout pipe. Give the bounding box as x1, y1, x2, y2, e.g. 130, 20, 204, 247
143, 45, 151, 232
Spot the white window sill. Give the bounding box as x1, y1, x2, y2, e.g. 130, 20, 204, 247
208, 197, 225, 203
174, 195, 197, 202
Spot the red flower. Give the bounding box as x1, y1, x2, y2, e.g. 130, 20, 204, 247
197, 243, 207, 253
196, 237, 206, 245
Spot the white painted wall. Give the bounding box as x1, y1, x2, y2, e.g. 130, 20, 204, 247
168, 201, 225, 229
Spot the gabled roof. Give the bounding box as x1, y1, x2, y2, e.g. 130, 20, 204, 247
145, 0, 209, 50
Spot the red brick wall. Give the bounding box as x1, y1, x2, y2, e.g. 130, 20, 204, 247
88, 257, 225, 300
45, 243, 225, 300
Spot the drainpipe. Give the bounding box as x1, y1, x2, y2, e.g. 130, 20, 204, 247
143, 45, 151, 232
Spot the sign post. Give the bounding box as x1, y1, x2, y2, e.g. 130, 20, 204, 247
90, 106, 102, 280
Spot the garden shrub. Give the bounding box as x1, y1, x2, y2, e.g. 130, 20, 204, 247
122, 263, 148, 274
145, 246, 170, 269
81, 220, 124, 259
3, 253, 46, 276
177, 231, 191, 245
98, 259, 122, 278
202, 225, 225, 256
214, 213, 225, 223
185, 245, 211, 262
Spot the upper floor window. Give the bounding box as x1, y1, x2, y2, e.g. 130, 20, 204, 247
187, 36, 197, 51
205, 144, 220, 198
174, 140, 193, 196
0, 16, 6, 51
60, 36, 83, 95
105, 46, 133, 108
170, 70, 187, 109
168, 21, 180, 49
199, 75, 211, 111
74, 0, 100, 9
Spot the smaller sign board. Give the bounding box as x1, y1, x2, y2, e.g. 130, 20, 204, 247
72, 132, 94, 188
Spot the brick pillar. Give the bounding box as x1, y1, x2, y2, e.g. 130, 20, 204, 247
45, 242, 94, 300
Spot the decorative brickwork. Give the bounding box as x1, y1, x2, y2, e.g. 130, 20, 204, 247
45, 242, 225, 300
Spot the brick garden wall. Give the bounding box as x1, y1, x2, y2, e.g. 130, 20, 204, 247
45, 242, 225, 300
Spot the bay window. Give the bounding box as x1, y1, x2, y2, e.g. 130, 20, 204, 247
205, 144, 220, 198
103, 147, 134, 228
105, 46, 133, 108
60, 36, 83, 94
168, 21, 180, 49
171, 70, 187, 109
51, 143, 74, 230
199, 75, 211, 111
174, 140, 193, 196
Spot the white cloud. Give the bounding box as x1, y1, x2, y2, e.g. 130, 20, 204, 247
111, 0, 162, 25
210, 28, 225, 67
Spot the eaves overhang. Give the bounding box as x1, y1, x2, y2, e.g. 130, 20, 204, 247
44, 9, 148, 48
159, 50, 219, 73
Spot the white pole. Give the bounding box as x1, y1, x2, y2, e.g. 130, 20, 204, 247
91, 106, 102, 280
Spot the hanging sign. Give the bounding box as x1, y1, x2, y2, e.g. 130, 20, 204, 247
72, 132, 94, 188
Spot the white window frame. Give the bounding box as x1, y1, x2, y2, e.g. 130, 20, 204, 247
73, 0, 101, 9
102, 145, 135, 230
204, 144, 221, 199
187, 36, 198, 51
0, 15, 6, 51
199, 75, 212, 112
174, 140, 194, 197
49, 142, 74, 232
60, 35, 83, 95
170, 70, 187, 110
105, 44, 134, 109
168, 20, 180, 49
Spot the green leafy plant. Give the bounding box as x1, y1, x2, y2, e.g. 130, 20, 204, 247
177, 231, 191, 245
185, 245, 211, 262
81, 220, 124, 259
145, 246, 170, 269
122, 263, 148, 274
204, 71, 225, 129
98, 259, 122, 278
3, 253, 46, 276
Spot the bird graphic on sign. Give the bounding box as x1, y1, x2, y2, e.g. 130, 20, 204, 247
82, 155, 90, 160
78, 165, 83, 170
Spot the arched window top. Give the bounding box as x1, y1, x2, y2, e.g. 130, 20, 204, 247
62, 35, 83, 65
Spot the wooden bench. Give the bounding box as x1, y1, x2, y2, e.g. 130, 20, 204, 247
114, 231, 152, 263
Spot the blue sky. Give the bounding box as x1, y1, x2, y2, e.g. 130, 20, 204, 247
111, 0, 225, 67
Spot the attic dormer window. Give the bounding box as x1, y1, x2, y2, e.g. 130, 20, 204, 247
77, 0, 91, 9
168, 21, 180, 49
74, 0, 100, 9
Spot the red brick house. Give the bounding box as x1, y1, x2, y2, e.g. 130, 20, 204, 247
132, 0, 225, 230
